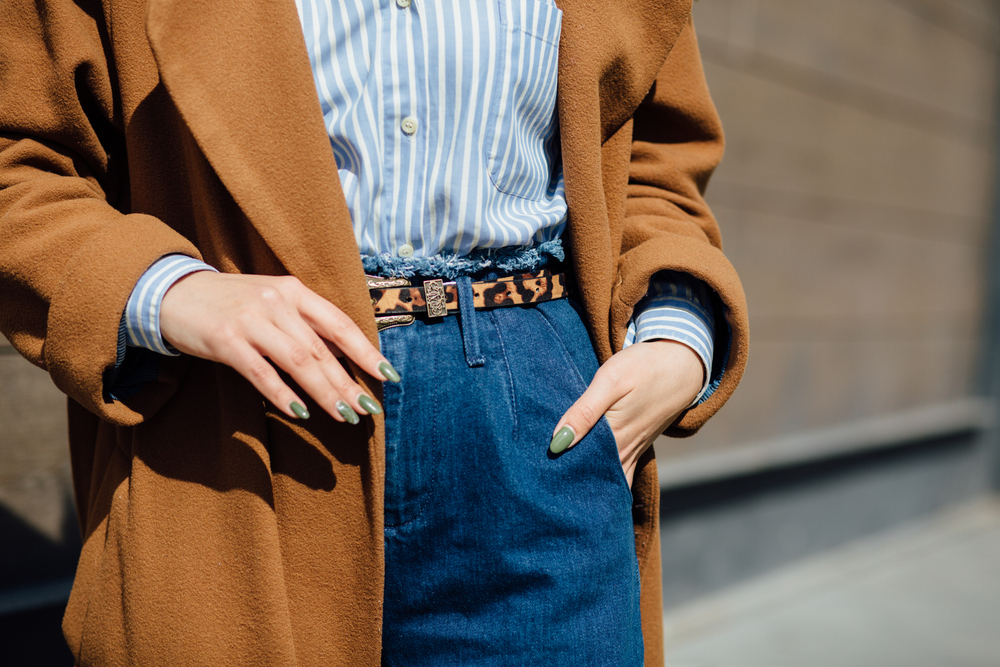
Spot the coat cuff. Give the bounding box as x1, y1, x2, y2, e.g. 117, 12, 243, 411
105, 255, 217, 401
45, 213, 204, 425
612, 234, 749, 437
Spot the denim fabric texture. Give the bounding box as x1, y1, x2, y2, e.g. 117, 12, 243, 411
378, 293, 643, 666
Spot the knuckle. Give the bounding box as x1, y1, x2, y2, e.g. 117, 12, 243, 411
595, 366, 626, 396
311, 339, 332, 361
257, 286, 282, 305
288, 344, 310, 367
596, 363, 621, 385
327, 311, 354, 336
575, 402, 599, 427
316, 388, 340, 408
277, 275, 304, 297
207, 326, 240, 356
212, 324, 238, 345
337, 377, 359, 396
247, 359, 273, 382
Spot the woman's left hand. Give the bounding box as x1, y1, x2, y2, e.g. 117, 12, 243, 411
550, 340, 704, 487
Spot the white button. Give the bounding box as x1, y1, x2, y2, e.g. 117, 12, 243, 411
396, 0, 411, 6
397, 243, 414, 258
401, 116, 418, 136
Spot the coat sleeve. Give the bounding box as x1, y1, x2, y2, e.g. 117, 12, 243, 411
617, 17, 749, 436
0, 0, 202, 425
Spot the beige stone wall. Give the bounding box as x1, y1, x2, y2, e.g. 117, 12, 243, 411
658, 0, 1000, 460
0, 342, 71, 541
0, 335, 77, 587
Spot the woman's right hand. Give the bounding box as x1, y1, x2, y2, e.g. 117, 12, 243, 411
159, 271, 397, 423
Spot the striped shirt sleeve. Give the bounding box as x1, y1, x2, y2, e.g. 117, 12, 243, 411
623, 270, 716, 406
124, 255, 218, 356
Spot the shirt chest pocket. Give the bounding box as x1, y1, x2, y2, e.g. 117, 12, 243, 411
484, 0, 563, 202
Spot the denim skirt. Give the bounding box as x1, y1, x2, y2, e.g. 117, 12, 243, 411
378, 275, 643, 666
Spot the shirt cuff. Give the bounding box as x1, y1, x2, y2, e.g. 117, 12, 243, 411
124, 255, 218, 356
623, 271, 716, 407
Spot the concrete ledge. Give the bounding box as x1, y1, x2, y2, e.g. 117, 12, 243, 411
658, 398, 996, 491
661, 497, 1000, 659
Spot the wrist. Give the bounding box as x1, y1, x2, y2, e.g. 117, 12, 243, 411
642, 338, 704, 406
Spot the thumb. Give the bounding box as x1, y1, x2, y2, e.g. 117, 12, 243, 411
549, 371, 621, 454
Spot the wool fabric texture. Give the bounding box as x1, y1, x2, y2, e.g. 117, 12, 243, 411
0, 0, 749, 665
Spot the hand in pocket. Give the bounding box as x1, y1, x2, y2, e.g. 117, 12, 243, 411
548, 340, 703, 486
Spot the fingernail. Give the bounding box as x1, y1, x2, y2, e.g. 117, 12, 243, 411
357, 394, 383, 415
337, 400, 360, 425
290, 401, 310, 420
379, 361, 401, 383
549, 426, 575, 454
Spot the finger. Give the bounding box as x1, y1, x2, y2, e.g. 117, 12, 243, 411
221, 338, 310, 420
549, 368, 625, 454
272, 313, 383, 418
250, 325, 365, 424
294, 286, 401, 383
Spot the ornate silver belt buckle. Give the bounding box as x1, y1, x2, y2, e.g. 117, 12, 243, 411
374, 314, 416, 332
366, 275, 412, 290
368, 275, 416, 332
423, 279, 448, 318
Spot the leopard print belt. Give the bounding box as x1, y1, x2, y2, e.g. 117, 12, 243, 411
368, 269, 568, 332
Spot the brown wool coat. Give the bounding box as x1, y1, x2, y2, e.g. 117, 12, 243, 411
0, 0, 748, 664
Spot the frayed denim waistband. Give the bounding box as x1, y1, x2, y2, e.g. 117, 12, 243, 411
361, 239, 565, 280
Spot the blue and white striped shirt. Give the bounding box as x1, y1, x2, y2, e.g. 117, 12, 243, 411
117, 0, 716, 403
624, 271, 716, 371
297, 0, 567, 256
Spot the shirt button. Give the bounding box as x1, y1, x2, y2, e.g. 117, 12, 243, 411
396, 0, 411, 6
397, 243, 414, 258
401, 116, 418, 136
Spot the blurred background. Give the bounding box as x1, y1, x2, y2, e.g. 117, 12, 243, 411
3, 0, 1000, 665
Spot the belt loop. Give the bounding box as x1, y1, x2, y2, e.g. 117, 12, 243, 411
456, 276, 485, 368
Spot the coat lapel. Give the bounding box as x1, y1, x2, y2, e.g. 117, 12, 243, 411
143, 0, 690, 349
555, 0, 691, 357
145, 0, 375, 335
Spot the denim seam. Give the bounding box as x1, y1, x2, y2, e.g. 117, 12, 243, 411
532, 305, 632, 495
380, 335, 441, 532
531, 307, 589, 391
489, 311, 519, 443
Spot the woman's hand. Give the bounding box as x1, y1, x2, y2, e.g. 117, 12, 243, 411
160, 271, 398, 423
550, 340, 704, 487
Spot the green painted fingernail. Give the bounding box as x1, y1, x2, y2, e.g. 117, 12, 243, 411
357, 394, 383, 415
290, 401, 310, 420
337, 400, 360, 425
549, 426, 574, 454
379, 361, 401, 383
